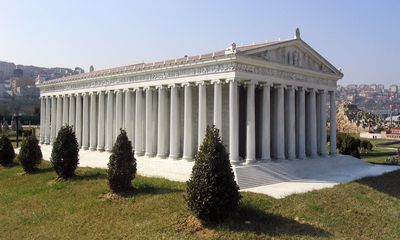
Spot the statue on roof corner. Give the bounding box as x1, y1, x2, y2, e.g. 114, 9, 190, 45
295, 27, 301, 39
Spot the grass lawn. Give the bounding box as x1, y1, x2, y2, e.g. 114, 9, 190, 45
360, 138, 399, 165
1, 162, 400, 239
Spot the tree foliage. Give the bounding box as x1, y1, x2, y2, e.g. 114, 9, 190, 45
18, 136, 42, 173
108, 129, 136, 193
0, 135, 15, 166
51, 125, 79, 179
186, 126, 240, 222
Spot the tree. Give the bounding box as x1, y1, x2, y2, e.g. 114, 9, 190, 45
186, 126, 240, 222
18, 136, 42, 173
51, 125, 79, 179
337, 134, 361, 159
0, 135, 15, 166
108, 129, 136, 193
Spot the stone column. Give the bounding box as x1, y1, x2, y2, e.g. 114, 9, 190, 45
82, 93, 90, 150
40, 97, 45, 144
229, 79, 239, 164
296, 88, 306, 159
329, 91, 337, 155
115, 90, 123, 140
274, 85, 285, 160
261, 83, 271, 161
89, 92, 97, 151
307, 89, 317, 157
50, 96, 57, 144
319, 90, 327, 156
105, 90, 114, 152
69, 94, 76, 130
124, 90, 133, 142
183, 83, 193, 161
145, 87, 155, 157
56, 95, 63, 132
97, 91, 105, 151
45, 96, 51, 144
213, 80, 222, 132
198, 81, 207, 147
169, 84, 180, 159
62, 95, 69, 125
135, 88, 144, 156
245, 81, 256, 164
157, 86, 169, 158
286, 86, 296, 159
75, 93, 82, 147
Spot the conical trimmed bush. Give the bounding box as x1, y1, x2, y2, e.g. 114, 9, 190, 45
18, 136, 42, 173
108, 129, 136, 193
186, 125, 240, 222
51, 125, 79, 179
0, 135, 15, 166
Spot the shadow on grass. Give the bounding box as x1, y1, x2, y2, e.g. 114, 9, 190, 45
361, 151, 397, 157
72, 171, 108, 181
33, 165, 55, 174
214, 205, 331, 237
356, 169, 400, 198
134, 182, 184, 195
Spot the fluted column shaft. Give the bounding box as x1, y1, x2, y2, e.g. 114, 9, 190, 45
56, 95, 63, 132
183, 84, 193, 161
213, 80, 222, 132
245, 81, 256, 164
261, 84, 271, 160
157, 86, 169, 158
275, 85, 285, 160
135, 89, 144, 156
296, 88, 306, 159
89, 92, 97, 150
115, 90, 123, 140
229, 79, 239, 164
287, 87, 296, 159
169, 85, 180, 159
145, 88, 155, 157
40, 97, 45, 143
198, 82, 207, 147
97, 91, 105, 151
75, 94, 82, 147
329, 91, 337, 155
105, 91, 114, 152
50, 96, 57, 144
69, 95, 76, 130
307, 89, 318, 157
319, 91, 327, 156
62, 95, 69, 125
124, 90, 133, 142
82, 93, 90, 150
45, 97, 51, 144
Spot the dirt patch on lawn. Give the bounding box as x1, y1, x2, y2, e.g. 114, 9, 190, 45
183, 215, 215, 238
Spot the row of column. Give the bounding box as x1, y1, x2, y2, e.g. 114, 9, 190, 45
39, 80, 337, 164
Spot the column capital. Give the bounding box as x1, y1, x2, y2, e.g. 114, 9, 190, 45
155, 84, 169, 90
225, 78, 239, 84
181, 82, 194, 87
318, 89, 327, 94
273, 84, 286, 89
307, 87, 316, 93
242, 79, 258, 86
211, 79, 225, 84
259, 82, 273, 87
144, 86, 155, 91
195, 80, 209, 86
133, 87, 143, 92
168, 83, 181, 88
286, 85, 297, 91
123, 88, 132, 93
89, 91, 97, 96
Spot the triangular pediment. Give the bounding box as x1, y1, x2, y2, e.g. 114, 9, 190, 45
239, 39, 343, 77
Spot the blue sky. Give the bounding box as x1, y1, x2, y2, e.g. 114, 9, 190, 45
1, 0, 399, 86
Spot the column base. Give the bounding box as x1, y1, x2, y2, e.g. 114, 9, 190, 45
182, 156, 193, 161
244, 158, 256, 165
89, 147, 97, 151
230, 159, 240, 165
135, 151, 145, 157
169, 154, 181, 160
97, 148, 105, 152
156, 153, 168, 159
145, 152, 156, 157
82, 146, 89, 150
260, 158, 271, 162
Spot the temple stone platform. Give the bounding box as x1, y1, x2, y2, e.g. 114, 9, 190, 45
36, 144, 400, 199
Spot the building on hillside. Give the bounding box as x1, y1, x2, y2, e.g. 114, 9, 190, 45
37, 29, 343, 166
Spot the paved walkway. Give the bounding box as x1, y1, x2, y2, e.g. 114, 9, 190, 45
35, 144, 400, 199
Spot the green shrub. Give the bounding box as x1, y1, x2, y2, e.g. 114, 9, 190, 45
0, 135, 15, 166
18, 136, 42, 173
186, 126, 240, 222
338, 134, 361, 159
360, 140, 373, 153
108, 129, 136, 193
51, 125, 79, 179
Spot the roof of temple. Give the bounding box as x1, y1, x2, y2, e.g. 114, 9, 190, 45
39, 39, 288, 84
